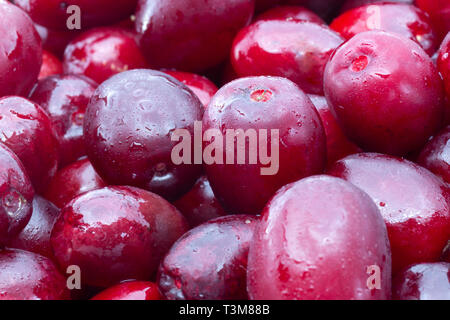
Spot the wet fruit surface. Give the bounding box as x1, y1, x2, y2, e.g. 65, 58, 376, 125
247, 175, 392, 300
92, 281, 161, 300
324, 31, 445, 156
438, 33, 450, 101
255, 5, 325, 24
341, 0, 414, 12
328, 153, 450, 274
39, 50, 63, 80
392, 262, 450, 300
415, 0, 450, 40
0, 248, 69, 300
232, 20, 343, 94
158, 215, 258, 300
51, 186, 189, 287
30, 75, 97, 167
203, 76, 326, 214
84, 69, 203, 201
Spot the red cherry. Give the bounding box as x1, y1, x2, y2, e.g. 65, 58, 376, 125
255, 5, 325, 24
328, 153, 450, 274
45, 158, 107, 209
39, 51, 63, 80
91, 281, 161, 300
284, 0, 345, 20
416, 0, 450, 40
438, 33, 450, 101
34, 23, 81, 58
247, 175, 392, 300
341, 0, 414, 12
158, 215, 258, 300
63, 27, 148, 84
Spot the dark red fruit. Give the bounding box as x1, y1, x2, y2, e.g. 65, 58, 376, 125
39, 50, 63, 80
392, 262, 450, 300
438, 33, 450, 100
91, 281, 161, 300
63, 27, 148, 84
13, 0, 138, 30
231, 20, 343, 94
35, 23, 80, 58
0, 1, 42, 98
255, 5, 325, 24
416, 0, 450, 40
330, 3, 438, 56
174, 176, 227, 228
255, 0, 282, 13
135, 0, 255, 72
0, 143, 34, 246
284, 0, 344, 20
247, 175, 392, 300
158, 215, 258, 300
417, 125, 450, 184
328, 153, 450, 274
83, 69, 203, 201
163, 71, 218, 108
51, 186, 189, 288
0, 248, 69, 300
0, 97, 59, 193
45, 158, 107, 209
29, 75, 98, 167
203, 76, 326, 214
8, 196, 59, 259
308, 94, 361, 167
324, 31, 445, 156
341, 0, 414, 12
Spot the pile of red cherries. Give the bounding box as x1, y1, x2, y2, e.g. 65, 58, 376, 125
0, 0, 449, 300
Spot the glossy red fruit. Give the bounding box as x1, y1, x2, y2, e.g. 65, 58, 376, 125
438, 33, 450, 100
158, 215, 258, 300
231, 20, 343, 94
83, 69, 203, 201
45, 158, 106, 209
328, 153, 450, 274
174, 176, 227, 228
0, 143, 34, 246
51, 186, 189, 288
0, 248, 70, 300
0, 97, 59, 193
255, 5, 325, 24
417, 125, 450, 184
247, 175, 392, 300
63, 27, 148, 84
91, 281, 161, 300
330, 4, 438, 56
29, 75, 97, 167
39, 51, 63, 80
416, 0, 450, 40
392, 262, 450, 300
13, 0, 138, 30
308, 95, 361, 167
203, 76, 326, 214
0, 1, 42, 98
35, 23, 80, 58
163, 71, 218, 108
341, 0, 414, 12
324, 31, 445, 156
8, 196, 59, 259
284, 0, 345, 20
135, 0, 255, 72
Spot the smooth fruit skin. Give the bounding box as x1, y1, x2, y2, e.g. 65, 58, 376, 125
8, 196, 60, 259
0, 248, 70, 300
284, 0, 345, 20
392, 262, 450, 300
417, 125, 450, 184
0, 1, 42, 98
247, 175, 391, 300
324, 31, 445, 156
135, 0, 255, 72
174, 176, 227, 228
255, 5, 326, 24
203, 76, 326, 214
29, 75, 98, 167
163, 71, 218, 108
13, 0, 138, 30
158, 215, 259, 300
0, 143, 34, 246
330, 3, 439, 56
308, 94, 361, 167
0, 97, 59, 193
45, 158, 107, 209
83, 69, 203, 201
39, 50, 63, 80
341, 0, 414, 12
438, 33, 450, 101
231, 20, 343, 95
50, 186, 189, 288
415, 0, 450, 40
34, 23, 81, 58
63, 27, 148, 84
328, 153, 450, 274
91, 281, 161, 300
